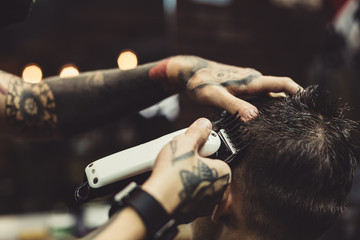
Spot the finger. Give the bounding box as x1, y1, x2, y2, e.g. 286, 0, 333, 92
268, 92, 287, 98
247, 76, 303, 96
184, 118, 212, 149
202, 86, 258, 121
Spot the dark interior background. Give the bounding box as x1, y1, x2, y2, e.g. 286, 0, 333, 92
0, 0, 359, 239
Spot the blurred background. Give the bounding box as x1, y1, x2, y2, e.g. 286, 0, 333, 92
0, 0, 359, 239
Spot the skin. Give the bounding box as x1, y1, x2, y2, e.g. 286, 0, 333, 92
0, 55, 301, 239
191, 187, 255, 240
82, 118, 232, 240
0, 55, 300, 138
166, 56, 301, 121
0, 63, 167, 137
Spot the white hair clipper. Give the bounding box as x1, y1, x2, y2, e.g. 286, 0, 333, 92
86, 128, 221, 189
75, 113, 242, 202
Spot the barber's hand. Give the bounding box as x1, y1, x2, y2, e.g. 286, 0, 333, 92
142, 118, 231, 224
167, 56, 302, 122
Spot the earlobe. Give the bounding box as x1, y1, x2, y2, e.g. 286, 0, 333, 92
211, 185, 232, 224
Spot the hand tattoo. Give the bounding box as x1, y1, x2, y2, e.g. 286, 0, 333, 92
172, 150, 195, 165
190, 73, 261, 93
220, 74, 259, 88
170, 140, 177, 155
175, 159, 230, 223
177, 57, 208, 86
5, 78, 57, 135
179, 159, 222, 200
170, 140, 195, 165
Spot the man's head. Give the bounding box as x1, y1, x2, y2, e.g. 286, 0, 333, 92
209, 85, 358, 240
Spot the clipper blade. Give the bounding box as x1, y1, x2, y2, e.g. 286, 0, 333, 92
213, 112, 251, 165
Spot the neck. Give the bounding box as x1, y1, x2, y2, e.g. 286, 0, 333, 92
191, 215, 259, 240
219, 224, 258, 240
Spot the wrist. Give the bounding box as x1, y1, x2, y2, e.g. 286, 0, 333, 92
166, 55, 208, 91
149, 58, 181, 94
142, 178, 181, 215
113, 207, 147, 239
110, 182, 179, 240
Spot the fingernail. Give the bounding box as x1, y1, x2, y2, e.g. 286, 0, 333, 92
241, 108, 258, 122
195, 118, 212, 130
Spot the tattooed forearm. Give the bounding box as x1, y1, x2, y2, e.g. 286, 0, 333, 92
149, 58, 174, 93
0, 63, 172, 137
0, 70, 21, 96
45, 63, 169, 135
5, 78, 57, 136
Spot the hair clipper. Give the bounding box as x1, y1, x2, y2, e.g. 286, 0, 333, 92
75, 113, 244, 202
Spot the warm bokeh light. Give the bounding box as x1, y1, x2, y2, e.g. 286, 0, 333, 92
117, 50, 138, 70
60, 64, 80, 78
22, 64, 43, 83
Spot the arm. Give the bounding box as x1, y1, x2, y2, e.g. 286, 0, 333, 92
81, 207, 147, 240
0, 55, 301, 138
0, 62, 168, 137
81, 118, 231, 240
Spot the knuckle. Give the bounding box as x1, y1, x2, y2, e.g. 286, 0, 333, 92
282, 76, 294, 85
196, 85, 222, 102
178, 134, 198, 149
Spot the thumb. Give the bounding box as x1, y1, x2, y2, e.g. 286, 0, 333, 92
185, 118, 212, 149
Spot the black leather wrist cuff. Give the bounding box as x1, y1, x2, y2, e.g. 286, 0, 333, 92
109, 182, 178, 240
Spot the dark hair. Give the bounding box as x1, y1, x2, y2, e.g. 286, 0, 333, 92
228, 85, 358, 239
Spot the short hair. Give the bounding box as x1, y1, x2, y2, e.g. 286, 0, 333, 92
224, 85, 358, 240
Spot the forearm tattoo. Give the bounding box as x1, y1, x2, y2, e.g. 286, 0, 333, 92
5, 78, 57, 135
149, 58, 179, 94
44, 64, 168, 134
149, 59, 170, 81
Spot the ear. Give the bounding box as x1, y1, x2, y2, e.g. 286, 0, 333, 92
211, 185, 232, 224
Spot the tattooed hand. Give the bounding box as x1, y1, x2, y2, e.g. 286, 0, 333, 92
165, 56, 302, 122
142, 118, 231, 224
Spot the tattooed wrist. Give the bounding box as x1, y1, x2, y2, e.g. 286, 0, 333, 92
176, 56, 209, 87
149, 58, 175, 93
148, 56, 210, 93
